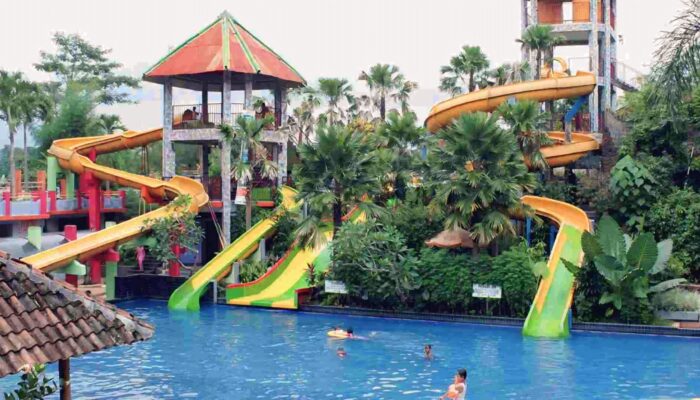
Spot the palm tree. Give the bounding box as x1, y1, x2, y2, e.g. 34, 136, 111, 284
294, 124, 383, 244
391, 79, 418, 116
359, 64, 412, 120
375, 112, 425, 200
0, 71, 30, 195
317, 78, 353, 125
17, 81, 51, 181
440, 46, 490, 95
508, 61, 531, 84
231, 115, 278, 230
426, 112, 537, 248
496, 100, 553, 170
97, 114, 126, 134
490, 64, 511, 86
654, 0, 700, 112
288, 87, 321, 145
517, 25, 565, 79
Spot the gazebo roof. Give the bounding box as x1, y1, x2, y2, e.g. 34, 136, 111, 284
144, 11, 305, 90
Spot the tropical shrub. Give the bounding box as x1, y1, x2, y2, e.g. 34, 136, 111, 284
652, 288, 700, 312
239, 258, 270, 284
563, 215, 682, 323
412, 248, 488, 313
380, 195, 443, 250
645, 189, 700, 281
487, 242, 546, 317
609, 155, 657, 230
330, 220, 419, 308
3, 364, 57, 400
146, 196, 203, 267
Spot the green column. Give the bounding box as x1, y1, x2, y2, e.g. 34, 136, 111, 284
47, 156, 58, 192
27, 226, 42, 250
65, 171, 75, 199
105, 221, 117, 301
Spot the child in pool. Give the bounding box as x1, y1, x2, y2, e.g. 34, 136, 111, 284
439, 368, 467, 399
336, 347, 347, 358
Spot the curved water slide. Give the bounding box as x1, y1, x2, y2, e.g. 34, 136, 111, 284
168, 186, 300, 311
21, 127, 209, 272
226, 208, 364, 309
426, 71, 598, 338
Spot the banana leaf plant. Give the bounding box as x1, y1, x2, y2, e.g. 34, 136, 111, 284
562, 215, 684, 317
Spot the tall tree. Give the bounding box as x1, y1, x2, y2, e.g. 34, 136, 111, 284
496, 100, 552, 170
654, 0, 700, 113
230, 115, 278, 230
439, 45, 490, 96
517, 25, 564, 79
358, 64, 413, 120
294, 125, 383, 246
17, 80, 51, 182
0, 71, 30, 195
426, 112, 537, 247
35, 84, 99, 151
35, 33, 139, 105
391, 79, 418, 116
317, 78, 353, 125
375, 112, 425, 200
288, 87, 321, 145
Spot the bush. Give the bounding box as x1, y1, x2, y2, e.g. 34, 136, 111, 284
645, 189, 700, 281
239, 258, 270, 283
330, 220, 420, 309
609, 155, 657, 230
653, 288, 700, 312
487, 242, 543, 317
380, 195, 443, 250
412, 248, 490, 313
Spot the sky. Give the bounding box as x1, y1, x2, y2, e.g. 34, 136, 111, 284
0, 0, 686, 146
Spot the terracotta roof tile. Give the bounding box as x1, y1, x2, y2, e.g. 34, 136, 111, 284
0, 259, 153, 377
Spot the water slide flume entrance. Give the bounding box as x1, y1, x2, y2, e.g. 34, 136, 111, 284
21, 127, 209, 272
425, 68, 598, 338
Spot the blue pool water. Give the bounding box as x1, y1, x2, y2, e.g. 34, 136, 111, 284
2, 300, 700, 399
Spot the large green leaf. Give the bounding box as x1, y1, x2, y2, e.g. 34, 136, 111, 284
581, 231, 603, 259
651, 239, 673, 274
596, 215, 625, 259
626, 233, 658, 272
648, 278, 687, 294
560, 258, 579, 276
593, 255, 625, 285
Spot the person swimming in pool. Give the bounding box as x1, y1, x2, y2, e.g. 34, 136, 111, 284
336, 347, 347, 358
439, 368, 467, 399
424, 344, 434, 360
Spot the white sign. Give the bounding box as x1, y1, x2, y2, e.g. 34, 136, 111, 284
472, 284, 502, 299
325, 280, 348, 294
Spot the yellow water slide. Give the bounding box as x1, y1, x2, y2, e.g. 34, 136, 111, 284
168, 186, 300, 311
426, 66, 598, 338
21, 127, 208, 272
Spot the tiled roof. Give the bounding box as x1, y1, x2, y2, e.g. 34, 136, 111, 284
144, 11, 305, 85
0, 257, 154, 377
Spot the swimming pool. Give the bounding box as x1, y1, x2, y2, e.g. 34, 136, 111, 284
3, 300, 699, 399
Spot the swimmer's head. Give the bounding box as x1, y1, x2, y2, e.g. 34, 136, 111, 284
455, 368, 467, 383
346, 328, 353, 335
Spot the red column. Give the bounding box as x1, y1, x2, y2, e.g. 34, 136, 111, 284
89, 258, 102, 284
3, 192, 10, 216
39, 191, 47, 215
86, 148, 102, 231
169, 245, 181, 277
64, 225, 78, 287
119, 190, 126, 209
48, 191, 57, 212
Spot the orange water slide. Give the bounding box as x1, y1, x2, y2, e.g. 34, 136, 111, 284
21, 127, 208, 272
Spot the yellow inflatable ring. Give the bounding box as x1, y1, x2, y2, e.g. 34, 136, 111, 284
327, 330, 350, 339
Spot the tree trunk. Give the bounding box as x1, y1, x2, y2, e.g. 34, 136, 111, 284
468, 71, 475, 92
380, 96, 386, 120
22, 124, 28, 182
332, 199, 343, 234
535, 52, 542, 80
